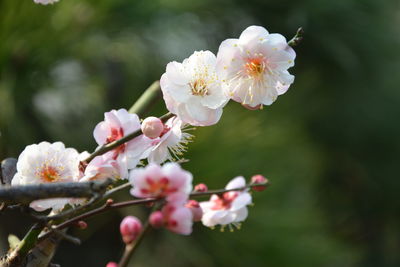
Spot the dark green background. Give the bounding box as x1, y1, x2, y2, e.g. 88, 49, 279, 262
1, 0, 399, 266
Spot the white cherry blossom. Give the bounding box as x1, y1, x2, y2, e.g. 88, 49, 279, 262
12, 141, 80, 211
200, 176, 252, 229
160, 50, 229, 126
216, 25, 296, 108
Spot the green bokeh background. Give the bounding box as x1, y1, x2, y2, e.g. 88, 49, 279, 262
1, 0, 399, 266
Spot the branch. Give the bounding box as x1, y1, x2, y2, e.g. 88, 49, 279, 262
288, 27, 304, 47
38, 181, 270, 242
2, 223, 44, 266
128, 81, 161, 116
0, 179, 113, 205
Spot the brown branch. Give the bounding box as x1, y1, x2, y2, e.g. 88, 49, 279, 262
0, 179, 113, 205
38, 181, 270, 242
288, 27, 304, 47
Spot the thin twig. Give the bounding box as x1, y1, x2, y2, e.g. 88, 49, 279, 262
128, 81, 161, 116
51, 229, 81, 245
288, 27, 304, 47
38, 181, 269, 242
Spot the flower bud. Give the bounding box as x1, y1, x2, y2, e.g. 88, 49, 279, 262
120, 216, 142, 244
194, 183, 208, 192
141, 117, 164, 139
250, 175, 268, 192
76, 220, 88, 229
149, 211, 164, 228
185, 200, 203, 222
106, 262, 118, 267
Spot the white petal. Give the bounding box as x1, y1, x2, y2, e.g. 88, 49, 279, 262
226, 176, 246, 190
239, 26, 269, 42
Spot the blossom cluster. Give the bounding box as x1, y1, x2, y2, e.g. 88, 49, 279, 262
10, 25, 293, 240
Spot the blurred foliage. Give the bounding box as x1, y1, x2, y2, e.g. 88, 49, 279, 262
1, 0, 400, 266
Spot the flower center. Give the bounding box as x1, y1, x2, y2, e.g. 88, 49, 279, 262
245, 58, 265, 78
106, 127, 126, 159
211, 191, 239, 210
39, 165, 60, 182
142, 177, 177, 196
106, 127, 124, 143
189, 79, 209, 96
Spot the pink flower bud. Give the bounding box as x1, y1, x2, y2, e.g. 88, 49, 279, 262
106, 262, 118, 267
149, 211, 164, 228
185, 200, 203, 222
251, 174, 268, 192
120, 216, 142, 244
141, 117, 164, 139
194, 183, 208, 192
76, 220, 88, 229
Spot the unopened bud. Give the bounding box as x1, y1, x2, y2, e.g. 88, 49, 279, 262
76, 220, 88, 229
106, 262, 118, 267
120, 216, 142, 244
141, 117, 164, 139
251, 175, 268, 192
149, 211, 164, 228
194, 183, 208, 192
106, 199, 114, 206
185, 200, 203, 222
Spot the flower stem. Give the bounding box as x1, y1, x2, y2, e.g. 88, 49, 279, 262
128, 81, 161, 116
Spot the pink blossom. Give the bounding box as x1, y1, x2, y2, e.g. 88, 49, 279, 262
129, 163, 192, 199
200, 177, 252, 228
216, 25, 296, 108
93, 109, 152, 172
106, 262, 118, 267
162, 193, 193, 235
120, 216, 142, 244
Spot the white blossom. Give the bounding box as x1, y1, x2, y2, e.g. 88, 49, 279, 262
200, 176, 252, 229
12, 141, 80, 211
161, 50, 229, 126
